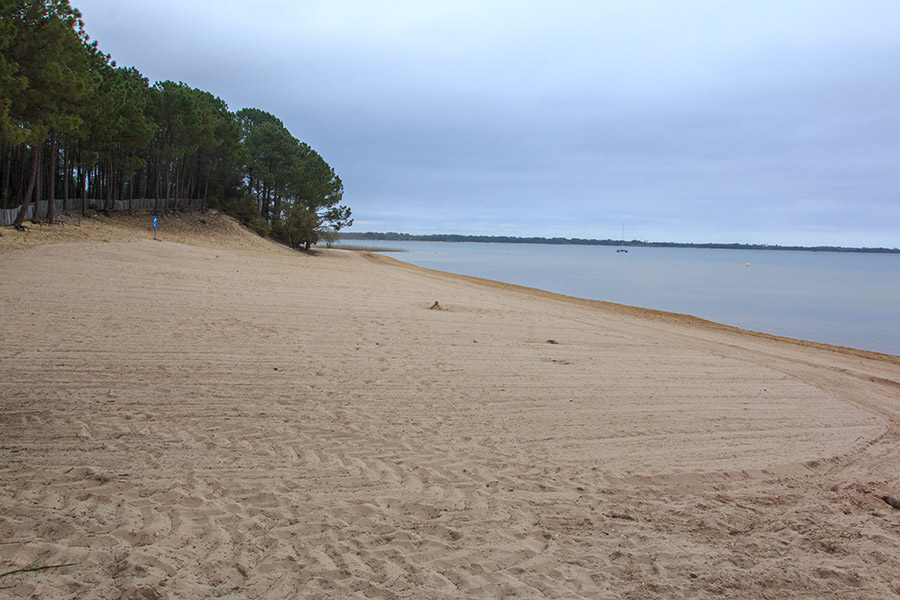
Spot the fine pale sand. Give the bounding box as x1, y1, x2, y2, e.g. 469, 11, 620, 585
1, 213, 899, 599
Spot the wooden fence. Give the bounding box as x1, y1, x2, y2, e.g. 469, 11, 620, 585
1, 198, 203, 225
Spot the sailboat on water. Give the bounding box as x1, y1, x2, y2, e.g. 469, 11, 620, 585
616, 223, 628, 253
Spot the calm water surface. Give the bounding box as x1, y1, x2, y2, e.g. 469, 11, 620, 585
337, 240, 900, 356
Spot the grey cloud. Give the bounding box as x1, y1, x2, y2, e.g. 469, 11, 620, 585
74, 0, 900, 246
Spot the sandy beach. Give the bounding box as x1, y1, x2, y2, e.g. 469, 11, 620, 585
1, 213, 899, 599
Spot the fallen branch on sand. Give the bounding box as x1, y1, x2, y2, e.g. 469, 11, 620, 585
882, 496, 900, 510
0, 563, 78, 578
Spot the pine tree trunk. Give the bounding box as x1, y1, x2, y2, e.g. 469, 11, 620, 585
80, 160, 88, 217
176, 160, 182, 211
185, 167, 195, 211
153, 161, 160, 214
15, 145, 26, 206
165, 163, 171, 214
13, 146, 39, 228
1, 142, 11, 209
128, 167, 134, 214
62, 141, 70, 211
104, 156, 114, 214
31, 145, 44, 223
118, 159, 125, 206
89, 164, 97, 201
202, 175, 209, 214
46, 135, 58, 223
175, 160, 182, 211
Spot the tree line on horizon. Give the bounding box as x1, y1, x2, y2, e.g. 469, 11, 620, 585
0, 0, 351, 249
341, 232, 899, 253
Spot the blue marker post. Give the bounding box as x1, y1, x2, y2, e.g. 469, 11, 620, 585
153, 215, 158, 240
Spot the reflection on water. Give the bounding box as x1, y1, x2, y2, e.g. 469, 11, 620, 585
337, 240, 900, 356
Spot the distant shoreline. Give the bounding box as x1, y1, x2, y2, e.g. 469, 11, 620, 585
341, 232, 899, 254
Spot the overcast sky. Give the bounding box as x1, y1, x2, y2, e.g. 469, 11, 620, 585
74, 1, 899, 246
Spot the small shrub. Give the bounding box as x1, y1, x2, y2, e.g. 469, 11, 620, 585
247, 215, 271, 237
320, 229, 339, 248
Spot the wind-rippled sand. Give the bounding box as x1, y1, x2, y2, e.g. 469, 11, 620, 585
1, 214, 899, 599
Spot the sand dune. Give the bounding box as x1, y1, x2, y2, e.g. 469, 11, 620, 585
1, 214, 899, 598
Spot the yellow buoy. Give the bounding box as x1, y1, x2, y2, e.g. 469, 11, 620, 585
746, 263, 750, 267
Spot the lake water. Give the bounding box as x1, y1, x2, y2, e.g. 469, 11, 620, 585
336, 240, 900, 356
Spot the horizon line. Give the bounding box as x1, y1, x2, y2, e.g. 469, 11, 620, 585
339, 232, 900, 253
